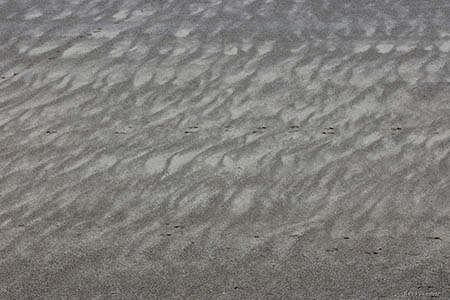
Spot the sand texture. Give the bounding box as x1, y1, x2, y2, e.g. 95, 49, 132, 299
1, 0, 450, 299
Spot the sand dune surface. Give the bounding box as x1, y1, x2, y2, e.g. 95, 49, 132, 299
1, 0, 450, 299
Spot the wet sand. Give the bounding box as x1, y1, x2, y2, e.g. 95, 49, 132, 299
1, 0, 450, 299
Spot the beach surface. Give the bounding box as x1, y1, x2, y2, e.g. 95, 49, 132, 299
1, 0, 450, 299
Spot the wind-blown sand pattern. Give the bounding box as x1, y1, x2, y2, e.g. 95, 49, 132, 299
1, 0, 450, 299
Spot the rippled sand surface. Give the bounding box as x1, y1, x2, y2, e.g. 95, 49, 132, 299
2, 1, 450, 299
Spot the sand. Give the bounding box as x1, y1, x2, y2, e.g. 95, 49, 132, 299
1, 0, 450, 299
